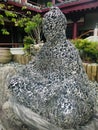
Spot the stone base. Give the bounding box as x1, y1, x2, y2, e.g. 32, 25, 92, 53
0, 65, 98, 130
3, 99, 98, 130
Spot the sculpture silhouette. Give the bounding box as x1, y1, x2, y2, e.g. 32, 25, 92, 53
9, 7, 96, 129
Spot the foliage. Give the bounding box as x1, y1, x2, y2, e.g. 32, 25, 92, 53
72, 39, 98, 63
4, 10, 17, 17
22, 6, 27, 10
23, 36, 35, 54
47, 2, 53, 7
1, 28, 10, 35
0, 14, 4, 25
0, 3, 5, 8
23, 14, 42, 43
0, 4, 17, 35
23, 36, 35, 45
0, 3, 42, 44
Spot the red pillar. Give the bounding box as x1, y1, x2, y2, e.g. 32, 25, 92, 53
73, 22, 78, 39
52, 0, 55, 5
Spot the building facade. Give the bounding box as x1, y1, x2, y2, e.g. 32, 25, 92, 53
0, 0, 98, 45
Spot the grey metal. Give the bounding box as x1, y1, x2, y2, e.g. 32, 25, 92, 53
8, 7, 96, 130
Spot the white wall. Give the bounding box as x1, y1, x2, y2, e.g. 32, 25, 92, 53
79, 12, 98, 31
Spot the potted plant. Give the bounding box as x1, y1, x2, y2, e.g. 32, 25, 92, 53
0, 47, 12, 64
23, 13, 42, 44
10, 10, 43, 55
0, 3, 43, 63
0, 3, 42, 46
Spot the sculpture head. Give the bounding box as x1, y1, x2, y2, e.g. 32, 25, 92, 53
43, 7, 67, 41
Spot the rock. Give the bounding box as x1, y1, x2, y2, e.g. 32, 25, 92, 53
0, 66, 30, 130
0, 118, 6, 130
8, 7, 97, 130
0, 66, 16, 106
30, 43, 44, 56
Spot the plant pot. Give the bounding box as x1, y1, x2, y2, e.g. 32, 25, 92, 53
0, 48, 12, 64
13, 54, 31, 64
10, 48, 25, 55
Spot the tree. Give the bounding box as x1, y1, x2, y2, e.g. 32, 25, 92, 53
0, 3, 42, 44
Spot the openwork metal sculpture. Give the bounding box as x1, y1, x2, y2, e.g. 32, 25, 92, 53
9, 7, 96, 129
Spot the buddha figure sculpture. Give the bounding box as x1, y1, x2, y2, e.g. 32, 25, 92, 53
9, 7, 96, 129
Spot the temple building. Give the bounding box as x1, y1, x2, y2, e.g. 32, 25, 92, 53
0, 0, 98, 45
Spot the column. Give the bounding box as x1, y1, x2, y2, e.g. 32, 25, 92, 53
70, 13, 81, 39
52, 0, 55, 5
73, 21, 78, 39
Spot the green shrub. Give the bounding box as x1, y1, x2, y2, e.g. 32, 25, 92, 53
47, 2, 53, 7
23, 36, 35, 45
71, 39, 98, 63
23, 36, 35, 54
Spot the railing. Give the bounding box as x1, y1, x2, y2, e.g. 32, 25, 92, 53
61, 0, 79, 3
7, 0, 42, 10
54, 0, 80, 6
83, 63, 98, 82
27, 0, 41, 7
0, 43, 23, 47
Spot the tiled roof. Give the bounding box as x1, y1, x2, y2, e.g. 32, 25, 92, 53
6, 0, 98, 14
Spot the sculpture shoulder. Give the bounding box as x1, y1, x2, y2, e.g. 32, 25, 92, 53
37, 39, 79, 60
